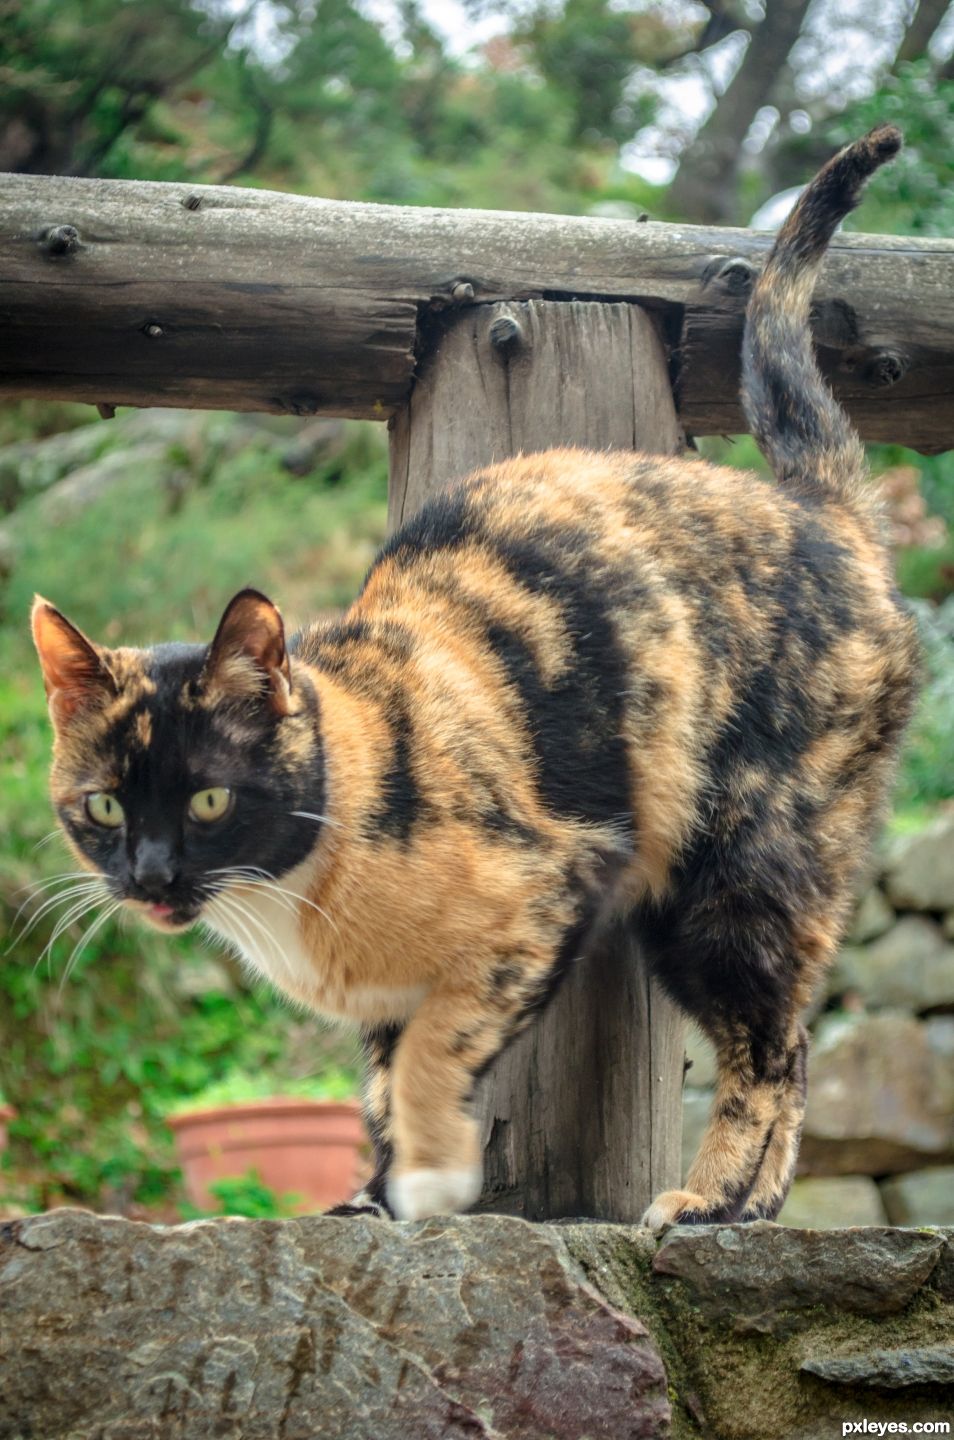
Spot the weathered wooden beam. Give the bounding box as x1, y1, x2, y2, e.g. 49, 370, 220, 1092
3, 172, 954, 451
390, 299, 686, 1223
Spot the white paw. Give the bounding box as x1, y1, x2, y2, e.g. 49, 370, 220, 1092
387, 1165, 483, 1221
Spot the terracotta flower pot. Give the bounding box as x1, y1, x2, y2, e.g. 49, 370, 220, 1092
0, 1105, 15, 1152
167, 1098, 366, 1213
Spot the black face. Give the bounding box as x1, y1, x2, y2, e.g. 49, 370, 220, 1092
54, 643, 325, 931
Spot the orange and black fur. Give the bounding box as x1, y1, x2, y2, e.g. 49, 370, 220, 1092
32, 128, 919, 1227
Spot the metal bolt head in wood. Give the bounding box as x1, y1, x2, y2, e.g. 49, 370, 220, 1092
40, 224, 80, 257
864, 350, 908, 387
489, 314, 523, 352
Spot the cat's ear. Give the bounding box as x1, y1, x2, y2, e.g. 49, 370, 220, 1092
203, 588, 293, 715
31, 597, 117, 723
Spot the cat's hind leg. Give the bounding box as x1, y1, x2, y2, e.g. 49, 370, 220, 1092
639, 882, 837, 1232
738, 1022, 808, 1221
643, 1012, 806, 1230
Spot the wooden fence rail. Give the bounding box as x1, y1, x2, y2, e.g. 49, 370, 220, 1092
3, 173, 954, 451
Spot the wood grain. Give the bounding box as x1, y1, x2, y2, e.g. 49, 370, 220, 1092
3, 173, 953, 449
389, 300, 686, 1222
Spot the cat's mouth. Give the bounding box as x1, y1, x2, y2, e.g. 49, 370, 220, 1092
127, 898, 200, 933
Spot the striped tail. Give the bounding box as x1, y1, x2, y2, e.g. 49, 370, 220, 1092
741, 125, 902, 511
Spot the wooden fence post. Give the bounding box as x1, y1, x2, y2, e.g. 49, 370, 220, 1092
388, 298, 687, 1223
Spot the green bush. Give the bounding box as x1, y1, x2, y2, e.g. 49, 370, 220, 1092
179, 1169, 306, 1221
166, 1066, 358, 1115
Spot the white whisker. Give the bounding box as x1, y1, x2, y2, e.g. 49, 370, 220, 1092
14, 879, 107, 949
290, 810, 341, 829
14, 869, 93, 898
206, 889, 273, 966
35, 887, 111, 974
58, 899, 123, 994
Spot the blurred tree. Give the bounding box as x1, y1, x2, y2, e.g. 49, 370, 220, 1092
668, 0, 954, 224
0, 0, 247, 176
896, 0, 953, 64
511, 0, 654, 144
667, 0, 813, 223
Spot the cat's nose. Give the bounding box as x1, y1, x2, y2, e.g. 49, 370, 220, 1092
131, 838, 179, 896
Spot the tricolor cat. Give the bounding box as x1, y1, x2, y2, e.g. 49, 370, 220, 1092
32, 127, 918, 1228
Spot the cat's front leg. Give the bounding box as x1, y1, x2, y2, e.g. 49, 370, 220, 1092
384, 977, 538, 1222
325, 1021, 400, 1218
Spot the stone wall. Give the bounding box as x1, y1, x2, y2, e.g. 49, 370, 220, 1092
682, 814, 954, 1229
2, 1210, 952, 1439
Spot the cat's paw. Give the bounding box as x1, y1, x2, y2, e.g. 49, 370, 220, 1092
324, 1186, 393, 1219
641, 1188, 709, 1234
387, 1165, 483, 1221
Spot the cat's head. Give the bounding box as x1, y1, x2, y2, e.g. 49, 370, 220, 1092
31, 589, 324, 932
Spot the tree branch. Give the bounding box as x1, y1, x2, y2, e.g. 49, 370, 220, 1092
667, 0, 813, 224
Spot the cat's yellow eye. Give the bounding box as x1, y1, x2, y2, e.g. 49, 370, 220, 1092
86, 792, 125, 828
189, 787, 232, 824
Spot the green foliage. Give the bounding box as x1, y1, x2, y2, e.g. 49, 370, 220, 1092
179, 1169, 306, 1220
896, 598, 954, 813
830, 63, 954, 239
0, 0, 232, 179
167, 1066, 358, 1115
514, 0, 656, 145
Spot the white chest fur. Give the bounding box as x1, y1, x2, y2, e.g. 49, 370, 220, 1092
200, 867, 426, 1026
203, 875, 317, 1002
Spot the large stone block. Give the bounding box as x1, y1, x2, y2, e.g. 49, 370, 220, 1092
0, 1209, 670, 1440
883, 815, 954, 912
881, 1166, 954, 1226
650, 1222, 944, 1337
799, 1014, 954, 1175
846, 887, 895, 945
778, 1176, 887, 1229
830, 915, 954, 1012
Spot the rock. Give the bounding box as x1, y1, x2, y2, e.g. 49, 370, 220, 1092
883, 815, 954, 912
925, 1015, 954, 1093
801, 1346, 954, 1389
847, 887, 896, 945
0, 1209, 670, 1440
680, 1089, 713, 1181
833, 915, 954, 1012
931, 1231, 954, 1301
799, 1015, 954, 1175
4, 1211, 953, 1440
881, 1167, 954, 1226
778, 1176, 887, 1229
683, 1029, 717, 1089
651, 1221, 944, 1337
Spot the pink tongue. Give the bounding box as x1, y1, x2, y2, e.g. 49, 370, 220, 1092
151, 903, 174, 917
